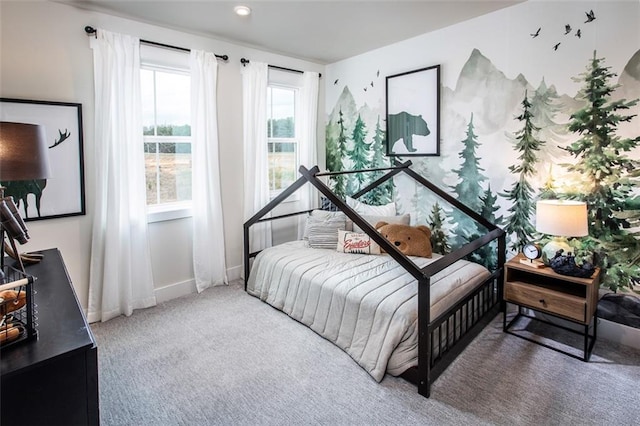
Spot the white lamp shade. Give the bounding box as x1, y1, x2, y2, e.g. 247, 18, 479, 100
536, 200, 588, 237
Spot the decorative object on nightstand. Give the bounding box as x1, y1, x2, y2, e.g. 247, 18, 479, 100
503, 254, 600, 361
0, 122, 52, 271
536, 200, 588, 264
520, 242, 544, 268
548, 249, 595, 278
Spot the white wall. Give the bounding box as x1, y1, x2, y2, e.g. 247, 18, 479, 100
0, 0, 325, 310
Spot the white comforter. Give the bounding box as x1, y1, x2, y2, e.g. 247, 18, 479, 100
247, 241, 490, 381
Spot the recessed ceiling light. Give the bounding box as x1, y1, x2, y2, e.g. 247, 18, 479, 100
234, 5, 251, 16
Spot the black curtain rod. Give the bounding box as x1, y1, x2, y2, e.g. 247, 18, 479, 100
240, 58, 321, 77
84, 26, 229, 61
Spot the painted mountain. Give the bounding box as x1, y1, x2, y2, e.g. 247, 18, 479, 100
326, 47, 640, 229
616, 49, 640, 140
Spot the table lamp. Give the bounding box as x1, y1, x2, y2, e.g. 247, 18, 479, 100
0, 122, 52, 271
536, 200, 588, 263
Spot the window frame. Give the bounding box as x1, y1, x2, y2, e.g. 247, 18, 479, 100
140, 51, 193, 222
267, 82, 300, 200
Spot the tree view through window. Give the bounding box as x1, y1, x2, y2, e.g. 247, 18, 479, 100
267, 86, 297, 196
141, 68, 192, 206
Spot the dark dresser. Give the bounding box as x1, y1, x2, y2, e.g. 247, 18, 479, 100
1, 248, 99, 425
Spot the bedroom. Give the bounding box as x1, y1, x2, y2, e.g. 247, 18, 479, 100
1, 0, 639, 424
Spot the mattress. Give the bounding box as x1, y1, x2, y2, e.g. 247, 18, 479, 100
246, 241, 490, 381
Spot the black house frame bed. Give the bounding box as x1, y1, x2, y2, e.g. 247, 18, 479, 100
243, 160, 506, 398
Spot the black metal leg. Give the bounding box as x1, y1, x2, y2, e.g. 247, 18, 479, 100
503, 302, 507, 331
503, 304, 597, 362
584, 323, 589, 361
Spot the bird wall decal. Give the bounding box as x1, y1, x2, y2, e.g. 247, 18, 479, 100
531, 27, 541, 38
334, 79, 339, 85
564, 24, 572, 35
585, 9, 596, 23
553, 42, 561, 51
576, 29, 582, 38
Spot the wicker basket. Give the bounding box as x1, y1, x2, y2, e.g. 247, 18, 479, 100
0, 265, 37, 349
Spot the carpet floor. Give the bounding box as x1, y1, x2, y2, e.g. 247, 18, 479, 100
91, 281, 640, 425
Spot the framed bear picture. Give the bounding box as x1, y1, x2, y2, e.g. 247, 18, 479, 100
385, 65, 440, 156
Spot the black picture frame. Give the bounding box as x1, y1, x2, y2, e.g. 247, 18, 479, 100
0, 98, 86, 221
385, 65, 440, 156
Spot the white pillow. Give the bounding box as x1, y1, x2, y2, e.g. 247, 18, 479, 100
310, 209, 353, 231
352, 213, 411, 233
336, 230, 381, 255
306, 215, 346, 249
346, 197, 396, 216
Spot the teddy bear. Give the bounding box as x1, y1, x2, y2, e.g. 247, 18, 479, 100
375, 221, 433, 258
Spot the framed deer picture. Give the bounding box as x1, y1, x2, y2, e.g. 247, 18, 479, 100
0, 98, 85, 221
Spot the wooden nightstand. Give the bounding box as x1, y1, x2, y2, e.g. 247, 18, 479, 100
503, 253, 600, 361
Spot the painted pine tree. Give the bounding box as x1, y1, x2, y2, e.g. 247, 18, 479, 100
332, 108, 349, 198
564, 51, 640, 292
410, 186, 433, 225
501, 91, 545, 252
363, 116, 393, 205
428, 202, 450, 255
347, 114, 370, 195
325, 120, 340, 173
450, 114, 487, 248
530, 79, 568, 167
469, 186, 503, 270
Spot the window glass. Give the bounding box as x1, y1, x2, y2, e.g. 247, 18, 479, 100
141, 67, 191, 206
267, 86, 297, 196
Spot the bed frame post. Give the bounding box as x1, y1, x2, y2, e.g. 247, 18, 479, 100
243, 170, 317, 289
417, 276, 432, 398
243, 224, 250, 291
497, 231, 506, 309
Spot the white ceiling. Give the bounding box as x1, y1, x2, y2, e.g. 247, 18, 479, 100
59, 1, 523, 64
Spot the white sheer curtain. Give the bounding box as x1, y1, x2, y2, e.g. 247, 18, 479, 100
297, 71, 320, 238
241, 62, 272, 254
88, 29, 156, 323
190, 50, 227, 292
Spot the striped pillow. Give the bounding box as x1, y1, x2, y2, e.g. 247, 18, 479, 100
306, 215, 346, 249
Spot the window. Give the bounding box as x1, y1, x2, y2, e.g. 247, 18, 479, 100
267, 85, 298, 197
141, 67, 191, 210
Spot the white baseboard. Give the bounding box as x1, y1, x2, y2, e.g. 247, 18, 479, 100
155, 278, 197, 303
598, 318, 640, 350
226, 264, 242, 282
154, 264, 243, 303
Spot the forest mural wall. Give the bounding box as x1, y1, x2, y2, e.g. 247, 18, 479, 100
324, 1, 640, 292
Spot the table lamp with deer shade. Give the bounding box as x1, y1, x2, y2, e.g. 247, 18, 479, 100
536, 200, 589, 264
0, 122, 52, 271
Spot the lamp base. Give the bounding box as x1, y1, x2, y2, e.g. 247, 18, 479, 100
542, 237, 573, 265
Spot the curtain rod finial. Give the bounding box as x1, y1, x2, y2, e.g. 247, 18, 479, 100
85, 26, 97, 37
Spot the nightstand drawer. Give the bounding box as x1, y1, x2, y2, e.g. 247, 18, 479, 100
505, 281, 587, 323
